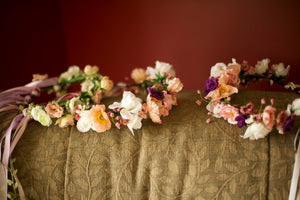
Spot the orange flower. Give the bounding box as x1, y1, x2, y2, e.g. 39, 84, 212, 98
146, 94, 164, 123
206, 84, 238, 100
88, 105, 111, 132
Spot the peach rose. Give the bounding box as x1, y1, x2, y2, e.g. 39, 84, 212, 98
221, 105, 239, 124
55, 114, 74, 128
146, 94, 164, 123
167, 78, 183, 94
163, 94, 178, 117
206, 84, 238, 100
139, 103, 148, 119
276, 110, 288, 128
92, 89, 103, 104
218, 69, 240, 87
131, 68, 147, 83
45, 103, 64, 118
101, 76, 114, 91
262, 105, 276, 130
240, 102, 257, 115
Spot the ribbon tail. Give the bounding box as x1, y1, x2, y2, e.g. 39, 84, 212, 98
289, 127, 300, 200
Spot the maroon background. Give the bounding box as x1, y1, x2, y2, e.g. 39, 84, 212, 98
1, 0, 300, 91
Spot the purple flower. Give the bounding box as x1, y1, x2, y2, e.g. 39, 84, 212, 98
147, 87, 164, 100
235, 114, 248, 128
205, 77, 218, 95
283, 115, 295, 133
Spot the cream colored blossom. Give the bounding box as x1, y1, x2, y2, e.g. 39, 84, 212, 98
210, 62, 227, 78
254, 58, 270, 74
81, 79, 94, 93
31, 106, 52, 127
101, 76, 114, 91
131, 68, 147, 83
84, 65, 99, 75
146, 61, 175, 79
292, 98, 300, 116
55, 114, 74, 128
60, 65, 81, 81
271, 63, 290, 77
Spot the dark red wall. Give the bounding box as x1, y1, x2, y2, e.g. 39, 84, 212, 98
1, 0, 300, 91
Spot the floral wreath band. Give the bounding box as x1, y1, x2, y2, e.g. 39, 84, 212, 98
196, 58, 300, 140
1, 58, 300, 199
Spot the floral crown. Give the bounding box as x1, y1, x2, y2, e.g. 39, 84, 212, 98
196, 58, 300, 140
1, 61, 183, 135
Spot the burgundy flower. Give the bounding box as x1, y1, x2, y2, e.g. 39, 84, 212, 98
205, 77, 218, 95
147, 87, 164, 100
235, 114, 248, 128
283, 115, 296, 133
240, 102, 257, 115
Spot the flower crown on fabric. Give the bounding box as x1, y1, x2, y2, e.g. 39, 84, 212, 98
196, 58, 300, 140
8, 61, 183, 135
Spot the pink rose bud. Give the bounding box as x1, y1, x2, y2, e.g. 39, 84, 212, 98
115, 122, 121, 129
261, 98, 266, 105
208, 112, 212, 115
196, 100, 201, 106
197, 90, 201, 94
227, 97, 231, 101
206, 118, 211, 124
270, 98, 274, 105
116, 116, 120, 120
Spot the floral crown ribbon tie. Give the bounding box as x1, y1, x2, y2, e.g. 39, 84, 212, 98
0, 77, 59, 200
289, 127, 300, 200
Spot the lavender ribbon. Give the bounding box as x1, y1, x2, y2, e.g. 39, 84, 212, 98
289, 127, 300, 200
0, 77, 58, 200
0, 114, 24, 200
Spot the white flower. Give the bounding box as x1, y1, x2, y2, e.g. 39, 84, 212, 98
277, 126, 284, 134
31, 106, 52, 127
206, 101, 225, 118
242, 123, 271, 140
68, 97, 83, 114
76, 110, 92, 132
254, 58, 270, 74
292, 98, 300, 116
271, 63, 290, 77
81, 79, 94, 93
245, 115, 254, 124
59, 65, 81, 81
146, 61, 175, 79
210, 62, 227, 78
109, 91, 143, 135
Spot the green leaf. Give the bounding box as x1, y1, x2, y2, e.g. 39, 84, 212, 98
7, 179, 13, 186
